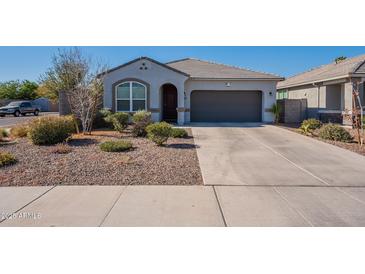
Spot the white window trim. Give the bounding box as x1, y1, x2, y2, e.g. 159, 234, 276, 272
115, 81, 147, 112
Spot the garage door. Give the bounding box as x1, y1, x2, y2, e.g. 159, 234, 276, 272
191, 90, 262, 122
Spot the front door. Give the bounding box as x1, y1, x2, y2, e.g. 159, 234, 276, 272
162, 84, 177, 122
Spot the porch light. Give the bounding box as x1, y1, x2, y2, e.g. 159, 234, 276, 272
225, 82, 231, 87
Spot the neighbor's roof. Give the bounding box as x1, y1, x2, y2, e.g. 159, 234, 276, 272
278, 54, 365, 89
166, 58, 283, 80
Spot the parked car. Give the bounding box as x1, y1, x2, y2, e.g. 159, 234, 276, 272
0, 101, 40, 117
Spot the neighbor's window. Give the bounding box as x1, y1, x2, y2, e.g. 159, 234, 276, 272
116, 81, 147, 112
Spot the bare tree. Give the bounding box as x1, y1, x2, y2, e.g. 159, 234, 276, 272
41, 47, 108, 134
67, 64, 107, 134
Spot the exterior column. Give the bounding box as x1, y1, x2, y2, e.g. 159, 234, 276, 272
342, 81, 354, 125
177, 85, 185, 125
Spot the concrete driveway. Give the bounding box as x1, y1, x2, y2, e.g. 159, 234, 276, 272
192, 123, 365, 186
0, 112, 58, 128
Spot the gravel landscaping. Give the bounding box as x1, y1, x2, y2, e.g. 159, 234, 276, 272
277, 124, 365, 157
0, 128, 203, 186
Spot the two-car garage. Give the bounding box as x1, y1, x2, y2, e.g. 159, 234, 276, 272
190, 90, 262, 122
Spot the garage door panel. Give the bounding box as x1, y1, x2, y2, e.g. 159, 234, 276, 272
191, 90, 262, 122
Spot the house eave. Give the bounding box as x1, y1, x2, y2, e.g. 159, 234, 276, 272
190, 77, 284, 81
278, 74, 352, 89
98, 56, 190, 78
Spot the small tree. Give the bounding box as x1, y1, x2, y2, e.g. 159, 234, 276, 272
270, 103, 281, 124
335, 56, 347, 64
41, 47, 107, 134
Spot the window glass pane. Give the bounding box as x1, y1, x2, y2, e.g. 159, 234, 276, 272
117, 100, 130, 111
117, 83, 130, 99
132, 82, 146, 99
132, 100, 146, 111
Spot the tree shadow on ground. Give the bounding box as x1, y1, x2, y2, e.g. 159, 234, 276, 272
165, 143, 199, 149
68, 138, 98, 147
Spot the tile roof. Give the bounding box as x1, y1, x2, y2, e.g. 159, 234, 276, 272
278, 54, 365, 89
166, 58, 283, 80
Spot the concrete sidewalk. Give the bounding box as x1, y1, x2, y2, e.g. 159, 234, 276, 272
2, 185, 365, 227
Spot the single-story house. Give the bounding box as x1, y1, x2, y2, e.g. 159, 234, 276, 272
277, 54, 365, 124
101, 57, 283, 124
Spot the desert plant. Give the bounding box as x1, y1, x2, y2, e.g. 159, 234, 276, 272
0, 151, 17, 167
170, 128, 188, 138
99, 140, 133, 152
269, 103, 281, 123
146, 122, 172, 146
28, 116, 75, 145
10, 124, 29, 138
50, 143, 73, 154
300, 118, 322, 135
93, 109, 113, 129
132, 110, 152, 137
104, 112, 129, 133
319, 123, 353, 142
0, 128, 9, 138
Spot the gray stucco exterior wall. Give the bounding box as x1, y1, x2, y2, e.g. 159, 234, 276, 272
103, 58, 188, 124
102, 57, 279, 124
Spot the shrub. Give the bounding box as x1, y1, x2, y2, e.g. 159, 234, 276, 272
319, 123, 353, 142
93, 109, 113, 129
0, 128, 9, 138
100, 140, 133, 152
269, 103, 281, 124
146, 122, 172, 146
132, 110, 152, 137
300, 119, 322, 135
170, 128, 188, 138
28, 116, 75, 145
0, 151, 17, 167
11, 124, 29, 138
104, 112, 129, 133
50, 143, 73, 154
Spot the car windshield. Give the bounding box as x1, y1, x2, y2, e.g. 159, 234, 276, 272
7, 102, 22, 107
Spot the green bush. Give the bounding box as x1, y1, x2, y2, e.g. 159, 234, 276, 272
99, 140, 133, 152
10, 124, 29, 138
104, 112, 129, 133
170, 128, 188, 138
300, 118, 322, 135
93, 109, 113, 129
146, 122, 172, 146
132, 110, 152, 137
28, 116, 75, 145
0, 151, 17, 167
319, 123, 353, 142
0, 128, 9, 138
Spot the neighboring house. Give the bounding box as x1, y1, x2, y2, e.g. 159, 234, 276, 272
277, 54, 365, 124
101, 57, 283, 124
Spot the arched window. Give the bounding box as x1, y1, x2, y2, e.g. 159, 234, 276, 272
115, 81, 147, 112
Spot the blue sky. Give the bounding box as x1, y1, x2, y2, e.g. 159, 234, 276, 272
1, 46, 365, 82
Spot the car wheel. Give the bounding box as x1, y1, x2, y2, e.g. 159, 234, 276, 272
34, 110, 39, 116
14, 111, 20, 117
0, 115, 4, 117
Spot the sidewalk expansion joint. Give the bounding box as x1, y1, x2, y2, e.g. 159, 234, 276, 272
212, 186, 227, 227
